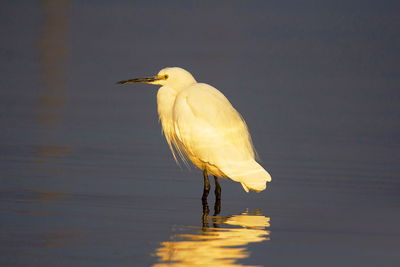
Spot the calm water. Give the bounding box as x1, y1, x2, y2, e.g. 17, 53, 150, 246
1, 1, 400, 266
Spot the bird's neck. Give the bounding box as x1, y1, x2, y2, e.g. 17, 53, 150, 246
168, 79, 196, 93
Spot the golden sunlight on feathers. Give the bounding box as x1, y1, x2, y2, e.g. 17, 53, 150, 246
117, 67, 271, 194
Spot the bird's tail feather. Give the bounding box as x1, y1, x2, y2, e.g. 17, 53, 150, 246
220, 160, 271, 193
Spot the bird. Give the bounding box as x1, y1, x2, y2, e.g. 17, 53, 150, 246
116, 67, 271, 201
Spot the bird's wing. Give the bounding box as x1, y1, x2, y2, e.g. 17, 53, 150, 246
173, 83, 271, 192
172, 83, 256, 165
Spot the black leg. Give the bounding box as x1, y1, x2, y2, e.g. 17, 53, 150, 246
214, 176, 221, 200
213, 198, 221, 217
202, 197, 209, 229
202, 170, 210, 202
213, 176, 221, 216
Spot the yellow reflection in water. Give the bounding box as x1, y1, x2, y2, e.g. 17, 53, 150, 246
28, 189, 67, 203
153, 209, 270, 267
40, 231, 83, 248
32, 144, 72, 172
38, 0, 69, 128
34, 0, 71, 169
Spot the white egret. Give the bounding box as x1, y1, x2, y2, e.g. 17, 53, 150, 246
117, 67, 271, 201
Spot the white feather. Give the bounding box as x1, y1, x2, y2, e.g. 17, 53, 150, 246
155, 67, 271, 192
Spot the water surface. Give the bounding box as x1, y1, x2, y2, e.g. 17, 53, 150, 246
1, 1, 400, 266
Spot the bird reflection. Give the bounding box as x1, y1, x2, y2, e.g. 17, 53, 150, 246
153, 200, 270, 267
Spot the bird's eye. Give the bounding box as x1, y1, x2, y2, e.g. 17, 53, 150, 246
164, 74, 169, 80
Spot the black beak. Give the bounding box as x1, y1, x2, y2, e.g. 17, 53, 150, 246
116, 76, 159, 85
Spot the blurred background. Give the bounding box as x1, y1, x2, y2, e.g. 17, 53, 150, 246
1, 1, 399, 266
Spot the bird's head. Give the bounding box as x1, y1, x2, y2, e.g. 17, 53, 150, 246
116, 67, 196, 92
